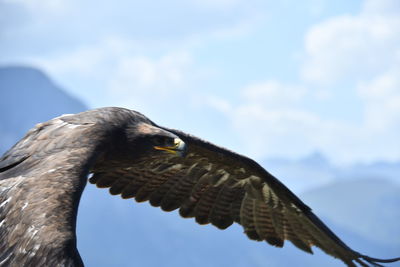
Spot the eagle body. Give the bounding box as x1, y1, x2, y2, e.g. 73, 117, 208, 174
0, 107, 398, 267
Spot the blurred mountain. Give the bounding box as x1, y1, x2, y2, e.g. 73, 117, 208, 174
0, 66, 87, 153
301, 179, 400, 247
78, 181, 400, 267
262, 152, 400, 193
338, 161, 400, 183
0, 65, 399, 267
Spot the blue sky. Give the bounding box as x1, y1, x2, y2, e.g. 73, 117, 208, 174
1, 0, 399, 165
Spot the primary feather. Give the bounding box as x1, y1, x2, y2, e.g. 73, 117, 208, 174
0, 107, 399, 267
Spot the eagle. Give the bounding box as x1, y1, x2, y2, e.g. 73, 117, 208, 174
0, 107, 398, 267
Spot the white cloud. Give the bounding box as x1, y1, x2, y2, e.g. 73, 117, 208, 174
357, 67, 400, 132
4, 0, 69, 14
23, 37, 199, 111
108, 51, 193, 96
21, 37, 132, 95
208, 81, 324, 159
210, 78, 400, 164
302, 0, 400, 84
3, 0, 399, 165
231, 104, 322, 158
0, 0, 260, 57
29, 46, 106, 76
241, 81, 307, 107
208, 0, 400, 164
363, 0, 400, 15
191, 0, 242, 9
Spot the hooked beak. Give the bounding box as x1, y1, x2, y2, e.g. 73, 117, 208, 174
154, 138, 187, 157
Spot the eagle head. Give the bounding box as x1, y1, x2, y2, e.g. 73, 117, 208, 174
124, 121, 187, 158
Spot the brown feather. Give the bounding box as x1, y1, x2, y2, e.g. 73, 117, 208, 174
109, 177, 131, 195
253, 200, 284, 247
209, 180, 240, 229
157, 164, 205, 211
240, 194, 262, 241
178, 180, 211, 218
193, 185, 222, 225
152, 175, 182, 210
285, 208, 315, 252
230, 189, 245, 223
94, 173, 118, 188
134, 171, 173, 202
120, 171, 151, 199
2, 107, 396, 266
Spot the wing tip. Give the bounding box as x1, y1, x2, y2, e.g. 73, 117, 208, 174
210, 217, 234, 230
363, 255, 400, 264
265, 237, 285, 248
354, 253, 400, 267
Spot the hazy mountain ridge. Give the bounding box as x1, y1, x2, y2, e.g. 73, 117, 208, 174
78, 183, 400, 267
0, 66, 87, 153
263, 152, 400, 256
1, 66, 399, 266
263, 151, 400, 193
301, 178, 400, 247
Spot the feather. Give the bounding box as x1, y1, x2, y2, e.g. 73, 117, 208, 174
194, 185, 222, 225
253, 200, 284, 247
0, 107, 397, 267
240, 194, 262, 241
209, 180, 239, 229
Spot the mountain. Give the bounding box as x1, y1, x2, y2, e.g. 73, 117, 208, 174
0, 66, 87, 153
0, 65, 399, 266
262, 152, 400, 193
78, 181, 400, 267
338, 161, 400, 184
301, 179, 400, 247
261, 152, 337, 193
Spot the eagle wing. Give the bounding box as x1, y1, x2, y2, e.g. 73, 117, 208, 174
89, 128, 399, 267
0, 118, 97, 266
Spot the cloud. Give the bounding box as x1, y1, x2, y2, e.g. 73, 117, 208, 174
0, 0, 260, 58
357, 66, 400, 132
3, 0, 70, 14
208, 0, 400, 164
0, 0, 260, 108
108, 51, 193, 97
210, 78, 400, 164
301, 0, 400, 85
22, 36, 201, 111
28, 45, 107, 77
363, 0, 400, 15
241, 81, 307, 107
3, 0, 399, 165
191, 0, 242, 9
230, 104, 322, 159
207, 81, 323, 159
29, 36, 194, 94
299, 0, 400, 162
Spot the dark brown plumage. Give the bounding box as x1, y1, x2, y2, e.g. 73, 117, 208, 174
0, 107, 399, 266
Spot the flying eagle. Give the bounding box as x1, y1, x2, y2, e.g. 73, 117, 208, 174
0, 107, 398, 267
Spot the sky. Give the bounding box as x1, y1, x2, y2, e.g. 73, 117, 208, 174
1, 0, 399, 165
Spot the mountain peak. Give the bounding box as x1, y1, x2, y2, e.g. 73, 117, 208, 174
0, 65, 87, 152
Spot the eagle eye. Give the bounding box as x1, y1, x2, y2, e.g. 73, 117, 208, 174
152, 135, 174, 147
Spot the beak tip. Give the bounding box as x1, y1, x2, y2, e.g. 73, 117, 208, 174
154, 138, 187, 157
174, 138, 187, 157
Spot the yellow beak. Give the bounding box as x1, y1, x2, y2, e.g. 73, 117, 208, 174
154, 138, 186, 156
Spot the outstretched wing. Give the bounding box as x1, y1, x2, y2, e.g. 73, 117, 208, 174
89, 128, 399, 267
0, 117, 98, 267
